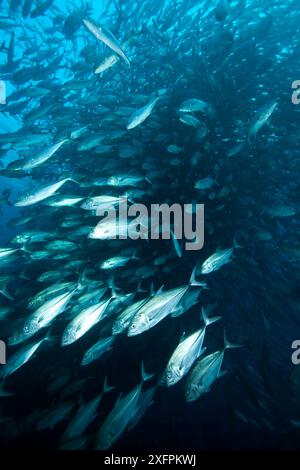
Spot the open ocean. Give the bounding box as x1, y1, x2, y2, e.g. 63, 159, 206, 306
0, 0, 300, 456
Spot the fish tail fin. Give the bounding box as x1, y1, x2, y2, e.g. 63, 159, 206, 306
0, 282, 13, 301
233, 237, 243, 249
68, 178, 80, 185
77, 269, 87, 291
132, 250, 140, 261
103, 376, 116, 394
154, 90, 162, 101
108, 276, 121, 297
201, 306, 221, 327
20, 269, 30, 281
224, 330, 242, 350
141, 361, 154, 383
43, 327, 58, 343
189, 266, 207, 288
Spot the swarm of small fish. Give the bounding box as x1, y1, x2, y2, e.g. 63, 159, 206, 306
0, 0, 299, 452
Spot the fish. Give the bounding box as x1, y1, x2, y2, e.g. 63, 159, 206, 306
0, 306, 14, 320
179, 114, 201, 128
100, 254, 139, 270
0, 338, 45, 378
36, 402, 74, 430
20, 139, 68, 171
9, 284, 79, 345
81, 337, 115, 366
127, 269, 207, 336
95, 363, 153, 449
170, 229, 182, 258
0, 275, 14, 300
195, 177, 215, 190
160, 307, 221, 387
226, 142, 244, 157
185, 333, 240, 402
265, 205, 297, 218
61, 378, 114, 441
61, 298, 112, 346
248, 100, 277, 141
126, 385, 156, 432
95, 54, 119, 75
105, 175, 149, 187
170, 289, 201, 318
15, 178, 78, 207
45, 196, 84, 207
81, 195, 121, 211
27, 282, 77, 310
83, 19, 130, 66
88, 218, 147, 241
0, 247, 19, 259
167, 145, 183, 154
112, 298, 149, 336
0, 0, 296, 451
127, 96, 160, 130
201, 245, 238, 275
179, 99, 208, 114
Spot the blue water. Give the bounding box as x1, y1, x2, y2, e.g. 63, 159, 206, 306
0, 0, 300, 451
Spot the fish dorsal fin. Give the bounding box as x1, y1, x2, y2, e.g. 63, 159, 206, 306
150, 282, 155, 297
156, 285, 164, 295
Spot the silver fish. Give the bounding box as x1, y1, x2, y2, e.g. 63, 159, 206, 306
201, 246, 237, 274
127, 97, 160, 130
83, 18, 130, 66
15, 178, 77, 207
0, 338, 45, 378
127, 268, 207, 336
185, 334, 240, 402
248, 100, 277, 141
179, 98, 208, 113
21, 139, 68, 171
81, 337, 115, 366
9, 285, 78, 345
95, 364, 153, 450
160, 307, 221, 387
61, 298, 111, 346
